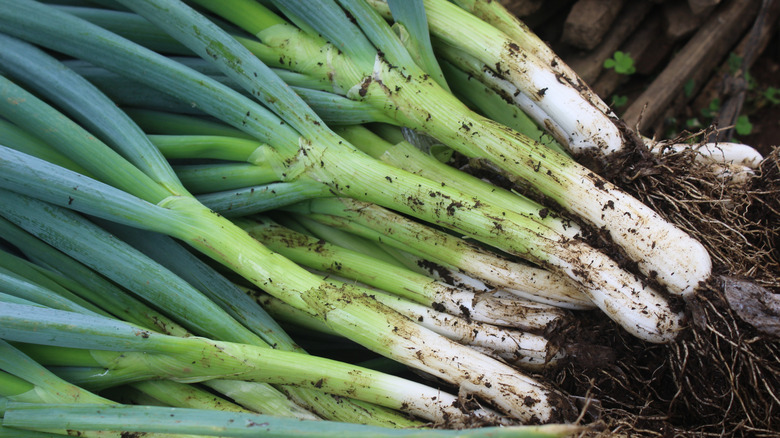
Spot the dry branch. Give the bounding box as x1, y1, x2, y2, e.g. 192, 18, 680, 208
622, 0, 761, 134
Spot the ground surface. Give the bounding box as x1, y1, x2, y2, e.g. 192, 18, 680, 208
509, 2, 779, 436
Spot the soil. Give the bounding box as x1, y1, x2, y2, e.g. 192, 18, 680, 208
553, 147, 780, 436
455, 58, 779, 438
507, 3, 780, 437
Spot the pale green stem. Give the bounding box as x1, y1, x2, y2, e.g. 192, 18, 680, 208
131, 381, 252, 413
197, 180, 335, 218
173, 163, 279, 193
241, 216, 572, 330
439, 60, 566, 154
126, 109, 254, 139
337, 124, 579, 238
286, 198, 593, 310
278, 214, 407, 268
2, 403, 581, 437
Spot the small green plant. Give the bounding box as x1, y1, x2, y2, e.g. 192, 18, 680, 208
763, 87, 780, 105
727, 52, 743, 75
734, 114, 753, 136
610, 94, 628, 108
685, 117, 702, 130
604, 51, 636, 75
701, 98, 721, 119
745, 71, 758, 91
726, 52, 757, 90
683, 79, 696, 98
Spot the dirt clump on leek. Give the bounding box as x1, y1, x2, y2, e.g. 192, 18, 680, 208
549, 146, 780, 437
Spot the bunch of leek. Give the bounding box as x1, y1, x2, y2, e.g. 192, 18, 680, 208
0, 0, 583, 424
185, 0, 711, 300
0, 0, 722, 431
1, 0, 691, 345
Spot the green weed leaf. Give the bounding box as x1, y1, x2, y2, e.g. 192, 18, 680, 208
611, 94, 628, 108
735, 115, 752, 136
701, 98, 721, 119
728, 53, 743, 75
764, 87, 780, 105
604, 51, 635, 75
683, 79, 695, 98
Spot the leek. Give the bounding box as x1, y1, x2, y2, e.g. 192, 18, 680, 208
193, 0, 710, 298
2, 303, 504, 425
286, 198, 594, 310
2, 403, 580, 437
242, 216, 571, 331
0, 0, 705, 426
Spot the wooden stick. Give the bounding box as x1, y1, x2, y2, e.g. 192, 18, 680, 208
622, 0, 761, 134
565, 1, 653, 83
688, 0, 722, 15
591, 12, 662, 100
709, 0, 780, 141
663, 1, 709, 40
561, 0, 625, 50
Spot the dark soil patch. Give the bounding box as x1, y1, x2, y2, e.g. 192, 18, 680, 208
553, 146, 780, 437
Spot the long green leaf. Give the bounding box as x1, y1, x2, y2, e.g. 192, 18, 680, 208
97, 223, 293, 350
0, 188, 258, 344
174, 163, 279, 193
0, 216, 188, 337
335, 0, 416, 70
292, 87, 397, 125
0, 147, 174, 231
0, 250, 107, 317
0, 340, 110, 405
266, 0, 376, 67
0, 118, 90, 176
55, 5, 192, 55
0, 33, 186, 196
119, 0, 328, 142
0, 303, 171, 353
197, 181, 334, 218
0, 0, 300, 152
0, 266, 102, 317
3, 403, 578, 437
387, 0, 449, 90
0, 75, 168, 203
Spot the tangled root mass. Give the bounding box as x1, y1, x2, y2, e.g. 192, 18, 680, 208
556, 142, 779, 437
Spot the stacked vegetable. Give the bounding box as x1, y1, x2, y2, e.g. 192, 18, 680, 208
0, 0, 717, 435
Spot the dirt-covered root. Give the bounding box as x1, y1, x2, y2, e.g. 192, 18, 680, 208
549, 279, 779, 437
544, 143, 780, 437
669, 281, 780, 436
609, 142, 779, 293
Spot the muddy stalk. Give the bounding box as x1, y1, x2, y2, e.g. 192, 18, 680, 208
283, 198, 593, 310
1, 304, 503, 426
302, 268, 567, 369
253, 285, 565, 371
367, 0, 624, 159
3, 0, 686, 343
240, 215, 572, 331
193, 0, 711, 299
447, 0, 617, 120
0, 1, 577, 422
